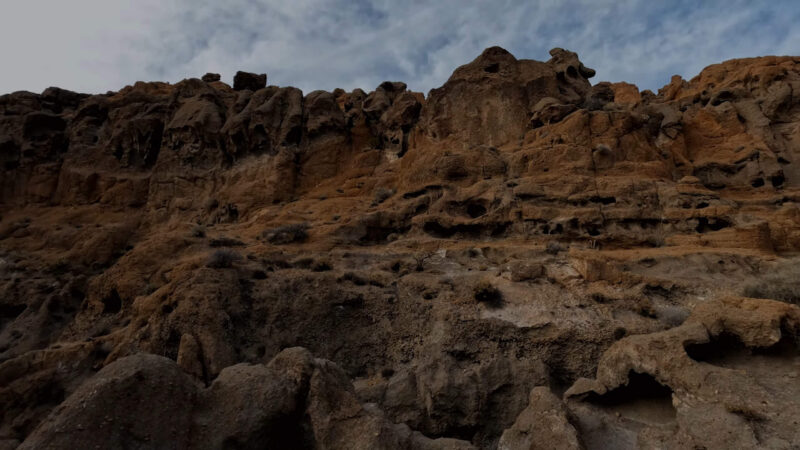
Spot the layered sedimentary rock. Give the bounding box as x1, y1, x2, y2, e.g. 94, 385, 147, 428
1, 48, 800, 449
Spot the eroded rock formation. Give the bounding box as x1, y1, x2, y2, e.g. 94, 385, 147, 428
1, 47, 800, 449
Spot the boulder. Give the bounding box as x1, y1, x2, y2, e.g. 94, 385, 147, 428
233, 71, 267, 91
19, 349, 477, 450
498, 387, 581, 450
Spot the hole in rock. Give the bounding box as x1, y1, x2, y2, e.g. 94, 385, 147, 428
423, 221, 509, 239
712, 91, 734, 106
484, 63, 500, 73
695, 217, 730, 233
359, 225, 409, 245
685, 331, 798, 369
751, 178, 765, 188
283, 126, 302, 146
770, 174, 785, 187
252, 270, 267, 280
542, 223, 563, 235
589, 196, 616, 205
566, 66, 578, 78
643, 284, 673, 300
466, 203, 487, 218
101, 289, 122, 314
586, 371, 677, 425
403, 188, 427, 199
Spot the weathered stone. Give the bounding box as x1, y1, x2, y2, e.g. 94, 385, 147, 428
233, 71, 267, 91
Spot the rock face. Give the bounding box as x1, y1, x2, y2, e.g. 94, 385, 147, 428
1, 47, 800, 449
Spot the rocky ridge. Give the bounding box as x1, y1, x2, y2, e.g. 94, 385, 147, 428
1, 46, 800, 449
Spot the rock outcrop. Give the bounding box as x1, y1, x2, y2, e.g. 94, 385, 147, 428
1, 47, 800, 449
19, 348, 474, 450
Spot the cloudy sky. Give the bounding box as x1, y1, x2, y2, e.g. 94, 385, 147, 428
1, 0, 798, 96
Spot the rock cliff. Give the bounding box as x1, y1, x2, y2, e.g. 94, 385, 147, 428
1, 47, 800, 449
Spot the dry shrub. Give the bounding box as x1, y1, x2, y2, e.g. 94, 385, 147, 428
207, 249, 242, 268
473, 279, 503, 307
263, 223, 309, 245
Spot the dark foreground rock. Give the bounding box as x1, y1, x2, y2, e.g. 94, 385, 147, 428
20, 348, 475, 450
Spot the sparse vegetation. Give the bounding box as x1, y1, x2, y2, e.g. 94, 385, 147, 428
210, 236, 244, 247
312, 260, 332, 272
742, 264, 800, 305
263, 223, 309, 245
292, 257, 315, 269
545, 241, 564, 255
412, 251, 434, 271
207, 249, 242, 268
473, 279, 503, 307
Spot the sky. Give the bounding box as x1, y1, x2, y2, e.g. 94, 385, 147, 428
1, 0, 798, 96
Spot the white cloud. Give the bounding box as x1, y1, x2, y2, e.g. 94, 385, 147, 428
0, 0, 797, 96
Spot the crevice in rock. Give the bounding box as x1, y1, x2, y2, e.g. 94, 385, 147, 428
101, 289, 122, 314
685, 331, 798, 368
694, 217, 730, 233
466, 202, 487, 218
588, 196, 616, 205
484, 63, 500, 73
584, 371, 677, 424
164, 329, 182, 361
423, 221, 509, 239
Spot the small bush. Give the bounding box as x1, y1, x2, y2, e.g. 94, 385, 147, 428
473, 280, 503, 307
545, 241, 564, 255
263, 223, 309, 245
209, 237, 244, 247
340, 272, 368, 286
413, 252, 434, 272
312, 260, 332, 272
207, 249, 242, 268
742, 264, 800, 305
